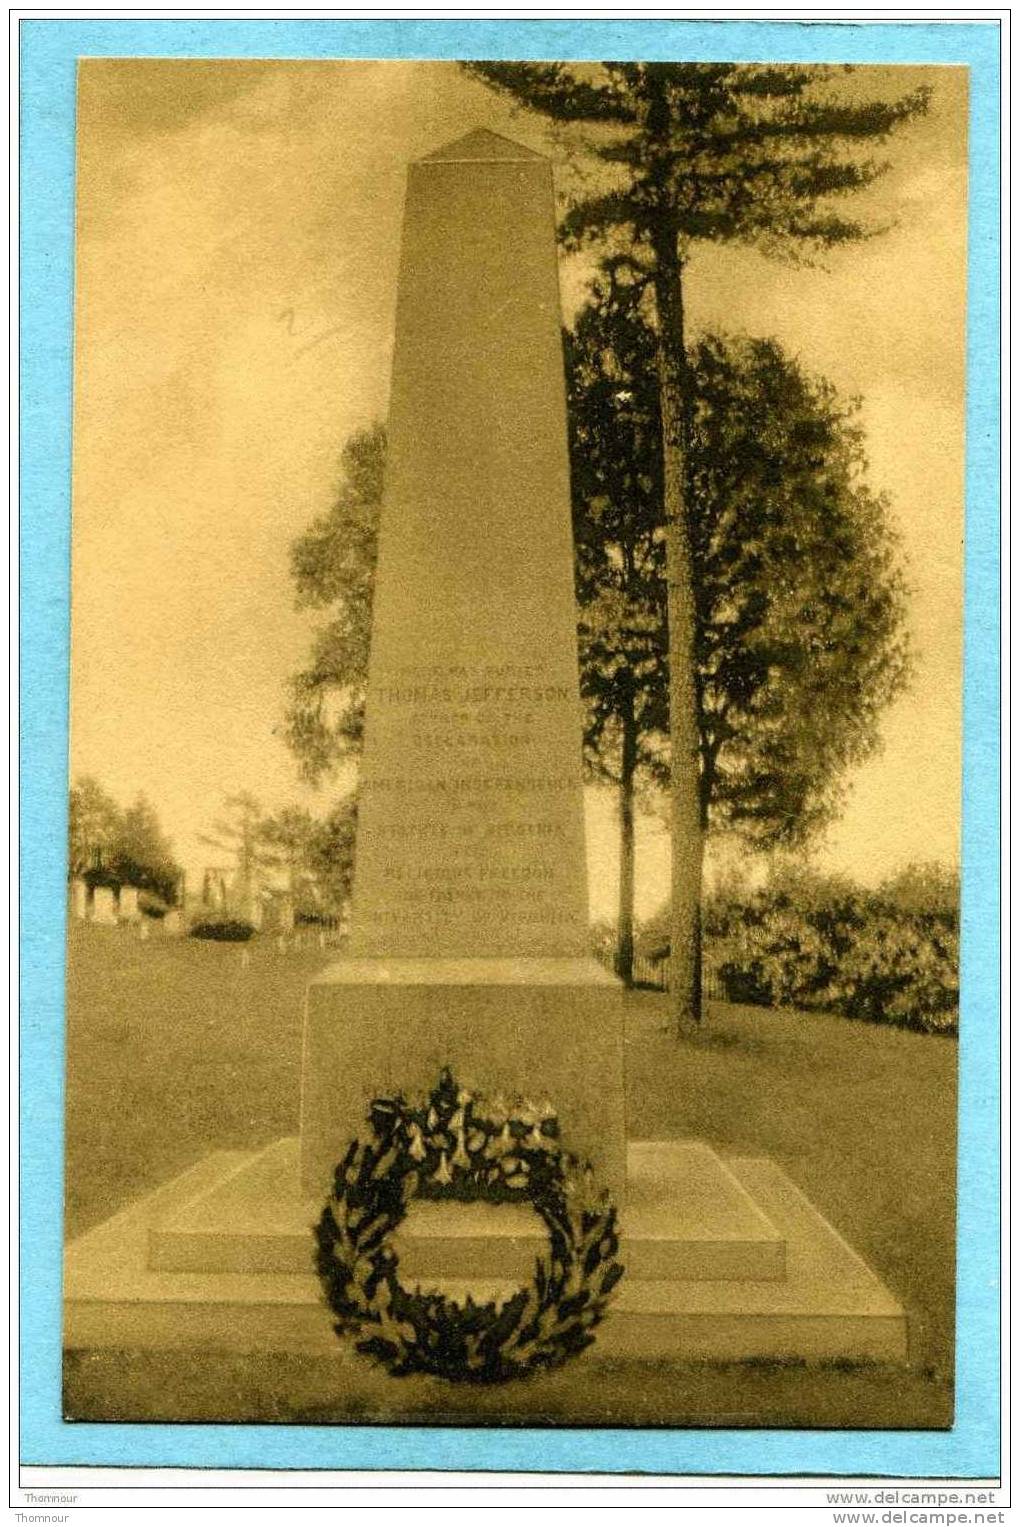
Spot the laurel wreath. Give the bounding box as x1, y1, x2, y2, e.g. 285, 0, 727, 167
314, 1068, 624, 1382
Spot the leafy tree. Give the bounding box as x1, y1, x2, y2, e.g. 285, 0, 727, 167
259, 800, 357, 917
109, 793, 180, 903
879, 861, 960, 919
68, 776, 121, 879
285, 425, 384, 782
305, 797, 358, 917
688, 334, 910, 849
258, 805, 319, 912
68, 778, 180, 901
462, 61, 928, 1027
568, 271, 908, 984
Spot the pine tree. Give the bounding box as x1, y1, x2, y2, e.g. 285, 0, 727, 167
199, 793, 273, 917
462, 61, 928, 1027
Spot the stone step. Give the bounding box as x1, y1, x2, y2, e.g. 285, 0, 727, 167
65, 1146, 907, 1364
146, 1136, 786, 1284
410, 1159, 907, 1362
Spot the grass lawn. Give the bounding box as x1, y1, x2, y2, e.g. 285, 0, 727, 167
63, 923, 957, 1429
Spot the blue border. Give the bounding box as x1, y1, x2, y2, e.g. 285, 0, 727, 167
20, 18, 1000, 1475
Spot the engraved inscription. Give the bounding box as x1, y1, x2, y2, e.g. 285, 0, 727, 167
351, 658, 587, 955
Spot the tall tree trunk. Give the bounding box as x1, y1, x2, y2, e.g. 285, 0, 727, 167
650, 219, 704, 1034
616, 689, 638, 987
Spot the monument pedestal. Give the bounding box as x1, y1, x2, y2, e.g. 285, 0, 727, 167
300, 958, 626, 1201
65, 1136, 907, 1365
145, 1138, 785, 1284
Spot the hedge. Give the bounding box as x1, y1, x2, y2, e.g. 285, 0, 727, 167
702, 868, 958, 1036
189, 919, 255, 943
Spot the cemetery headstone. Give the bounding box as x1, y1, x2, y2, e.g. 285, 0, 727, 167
91, 886, 117, 925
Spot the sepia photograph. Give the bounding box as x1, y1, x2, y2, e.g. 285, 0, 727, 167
59, 52, 970, 1435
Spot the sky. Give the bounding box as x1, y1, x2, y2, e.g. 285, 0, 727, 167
70, 60, 967, 921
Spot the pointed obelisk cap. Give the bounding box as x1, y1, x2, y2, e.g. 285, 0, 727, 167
419, 127, 545, 162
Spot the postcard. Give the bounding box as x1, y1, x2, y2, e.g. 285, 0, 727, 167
18, 14, 1001, 1493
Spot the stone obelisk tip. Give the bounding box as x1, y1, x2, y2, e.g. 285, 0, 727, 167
420, 127, 546, 163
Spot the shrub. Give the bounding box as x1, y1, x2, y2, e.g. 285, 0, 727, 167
661, 863, 959, 1035
189, 919, 255, 943
820, 909, 958, 1034
138, 889, 169, 920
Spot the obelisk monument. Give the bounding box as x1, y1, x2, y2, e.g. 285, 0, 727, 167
300, 130, 626, 1197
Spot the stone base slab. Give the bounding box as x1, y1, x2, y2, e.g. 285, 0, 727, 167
65, 1146, 907, 1365
300, 958, 627, 1201
148, 1136, 786, 1284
